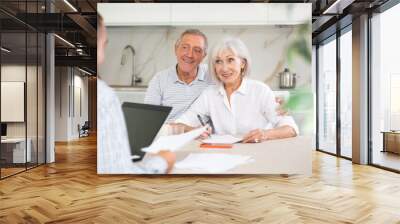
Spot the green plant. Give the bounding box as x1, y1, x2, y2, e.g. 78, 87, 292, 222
286, 23, 311, 66
283, 87, 314, 135
282, 23, 314, 135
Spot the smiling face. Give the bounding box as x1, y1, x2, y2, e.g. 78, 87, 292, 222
175, 34, 206, 75
213, 49, 245, 86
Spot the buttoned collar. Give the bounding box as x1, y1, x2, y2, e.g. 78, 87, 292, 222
217, 77, 248, 96
172, 64, 206, 84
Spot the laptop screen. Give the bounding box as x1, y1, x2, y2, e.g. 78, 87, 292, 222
122, 102, 172, 162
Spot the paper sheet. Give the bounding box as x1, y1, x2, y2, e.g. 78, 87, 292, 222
175, 153, 254, 173
142, 126, 207, 153
202, 135, 242, 144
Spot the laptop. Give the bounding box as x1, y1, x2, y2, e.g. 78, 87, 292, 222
122, 102, 172, 162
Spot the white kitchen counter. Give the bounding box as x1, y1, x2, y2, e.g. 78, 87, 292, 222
112, 86, 147, 104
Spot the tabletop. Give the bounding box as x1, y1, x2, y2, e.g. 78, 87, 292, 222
165, 136, 313, 175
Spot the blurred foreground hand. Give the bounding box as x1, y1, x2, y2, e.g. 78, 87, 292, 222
157, 150, 176, 173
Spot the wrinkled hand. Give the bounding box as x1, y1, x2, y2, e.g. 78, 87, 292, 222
242, 129, 267, 143
166, 123, 186, 135
157, 150, 176, 173
198, 125, 212, 140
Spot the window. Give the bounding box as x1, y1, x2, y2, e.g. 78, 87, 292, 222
317, 37, 337, 154
340, 29, 352, 158
371, 2, 400, 171
0, 1, 47, 179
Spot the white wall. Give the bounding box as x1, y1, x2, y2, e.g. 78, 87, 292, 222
55, 67, 69, 141
55, 67, 89, 141
72, 73, 89, 138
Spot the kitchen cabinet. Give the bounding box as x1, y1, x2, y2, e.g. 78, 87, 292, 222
267, 3, 310, 25
98, 3, 310, 26
170, 3, 268, 26
98, 3, 170, 26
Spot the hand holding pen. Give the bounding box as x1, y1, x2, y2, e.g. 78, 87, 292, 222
197, 114, 212, 139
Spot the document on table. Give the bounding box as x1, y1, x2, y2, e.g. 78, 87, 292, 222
175, 153, 254, 173
202, 135, 243, 144
142, 126, 207, 153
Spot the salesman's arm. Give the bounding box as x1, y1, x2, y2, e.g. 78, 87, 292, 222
140, 151, 175, 174
144, 74, 162, 105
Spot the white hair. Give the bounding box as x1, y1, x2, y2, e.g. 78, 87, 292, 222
208, 37, 252, 83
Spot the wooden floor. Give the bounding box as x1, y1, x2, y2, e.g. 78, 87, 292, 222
1, 163, 45, 178
1, 135, 400, 223
1, 167, 26, 178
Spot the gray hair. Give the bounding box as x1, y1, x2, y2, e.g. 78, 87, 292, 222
175, 29, 208, 54
208, 37, 252, 83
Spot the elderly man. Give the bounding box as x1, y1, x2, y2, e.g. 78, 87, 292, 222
144, 29, 214, 121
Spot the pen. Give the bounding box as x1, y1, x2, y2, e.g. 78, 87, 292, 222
197, 114, 205, 126
207, 116, 214, 134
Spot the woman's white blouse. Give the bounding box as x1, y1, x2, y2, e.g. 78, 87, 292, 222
175, 78, 299, 136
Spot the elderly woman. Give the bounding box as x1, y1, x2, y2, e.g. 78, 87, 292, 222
175, 37, 298, 143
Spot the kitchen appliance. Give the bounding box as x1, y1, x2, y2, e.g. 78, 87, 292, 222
279, 68, 296, 89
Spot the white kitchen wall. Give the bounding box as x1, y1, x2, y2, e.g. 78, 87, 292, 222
100, 25, 311, 91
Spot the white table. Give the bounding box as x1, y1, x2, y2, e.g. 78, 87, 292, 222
154, 136, 312, 175
1, 138, 31, 163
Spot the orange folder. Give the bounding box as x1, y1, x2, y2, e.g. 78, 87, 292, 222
200, 143, 233, 149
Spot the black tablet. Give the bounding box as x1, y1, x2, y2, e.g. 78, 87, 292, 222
122, 102, 172, 162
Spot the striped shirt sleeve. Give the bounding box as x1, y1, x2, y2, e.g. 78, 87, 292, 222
144, 73, 162, 105
175, 89, 210, 127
